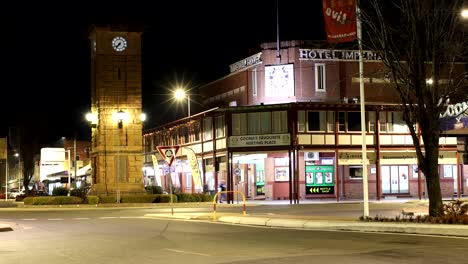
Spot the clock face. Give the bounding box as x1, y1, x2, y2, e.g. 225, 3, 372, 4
112, 36, 127, 52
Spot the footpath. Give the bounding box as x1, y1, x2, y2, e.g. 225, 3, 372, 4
2, 199, 468, 237
144, 199, 468, 238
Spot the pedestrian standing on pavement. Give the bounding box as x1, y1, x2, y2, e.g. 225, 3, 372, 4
219, 181, 226, 203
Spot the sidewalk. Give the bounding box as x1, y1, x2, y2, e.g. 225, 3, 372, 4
144, 199, 468, 238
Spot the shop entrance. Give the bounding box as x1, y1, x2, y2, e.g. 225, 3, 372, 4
381, 165, 409, 194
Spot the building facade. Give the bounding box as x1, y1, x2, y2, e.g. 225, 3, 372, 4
143, 40, 467, 202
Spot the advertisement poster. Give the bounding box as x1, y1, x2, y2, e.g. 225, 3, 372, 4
322, 0, 357, 43
256, 170, 265, 195
305, 165, 335, 195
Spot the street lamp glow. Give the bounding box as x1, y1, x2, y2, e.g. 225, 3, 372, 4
85, 112, 98, 124
174, 88, 191, 117
461, 9, 468, 19
140, 113, 147, 122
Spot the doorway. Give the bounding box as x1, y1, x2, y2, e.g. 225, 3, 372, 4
381, 165, 409, 194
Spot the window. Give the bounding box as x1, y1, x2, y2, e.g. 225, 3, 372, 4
272, 111, 287, 133
252, 68, 257, 97
307, 111, 326, 131
379, 111, 387, 132
338, 112, 346, 131
327, 111, 335, 131
260, 112, 271, 134
248, 112, 271, 135
389, 112, 408, 132
203, 117, 212, 140
315, 63, 326, 91
347, 112, 361, 131
193, 123, 200, 141
368, 111, 376, 132
349, 166, 363, 179
181, 126, 189, 143
215, 115, 225, 138
298, 111, 305, 132
232, 113, 247, 136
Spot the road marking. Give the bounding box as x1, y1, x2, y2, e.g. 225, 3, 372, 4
164, 248, 211, 257
21, 219, 37, 221
0, 218, 11, 221
119, 216, 144, 219
48, 218, 63, 221
73, 218, 90, 220
99, 217, 118, 219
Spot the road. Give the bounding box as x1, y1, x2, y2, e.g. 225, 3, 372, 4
0, 207, 466, 264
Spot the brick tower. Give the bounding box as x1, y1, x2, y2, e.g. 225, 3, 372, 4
88, 25, 145, 196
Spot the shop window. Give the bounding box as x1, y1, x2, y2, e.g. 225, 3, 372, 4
315, 63, 326, 91
272, 111, 287, 133
349, 166, 363, 179
203, 117, 212, 140
215, 115, 225, 138
298, 111, 305, 132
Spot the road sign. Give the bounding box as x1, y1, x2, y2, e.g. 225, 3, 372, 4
156, 146, 180, 167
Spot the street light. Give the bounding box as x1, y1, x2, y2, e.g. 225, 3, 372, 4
174, 88, 191, 117
461, 8, 468, 19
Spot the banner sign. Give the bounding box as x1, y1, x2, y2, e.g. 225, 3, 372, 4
305, 165, 335, 195
151, 154, 162, 186
322, 0, 357, 43
185, 147, 203, 189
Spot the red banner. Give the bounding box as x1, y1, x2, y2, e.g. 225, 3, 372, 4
322, 0, 357, 43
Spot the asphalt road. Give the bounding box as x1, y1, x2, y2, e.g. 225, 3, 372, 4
0, 208, 467, 264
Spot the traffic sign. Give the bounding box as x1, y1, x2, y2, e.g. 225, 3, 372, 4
156, 146, 180, 167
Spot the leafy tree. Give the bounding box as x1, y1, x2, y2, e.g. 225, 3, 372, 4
363, 0, 467, 216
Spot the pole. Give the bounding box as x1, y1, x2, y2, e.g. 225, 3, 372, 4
357, 3, 369, 218
187, 94, 191, 117
5, 139, 7, 201
74, 137, 77, 188
67, 149, 71, 196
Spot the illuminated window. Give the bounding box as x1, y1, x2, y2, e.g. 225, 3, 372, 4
252, 68, 258, 97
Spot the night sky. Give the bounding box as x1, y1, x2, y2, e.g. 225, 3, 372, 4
3, 1, 325, 146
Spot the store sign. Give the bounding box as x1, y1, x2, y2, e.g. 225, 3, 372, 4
229, 52, 262, 73
299, 49, 381, 62
305, 165, 334, 195
228, 133, 290, 147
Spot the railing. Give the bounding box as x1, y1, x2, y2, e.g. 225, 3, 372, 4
212, 190, 246, 220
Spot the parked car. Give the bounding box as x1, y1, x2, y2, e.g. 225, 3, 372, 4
8, 189, 24, 199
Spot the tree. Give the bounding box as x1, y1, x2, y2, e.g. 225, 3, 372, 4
362, 0, 467, 216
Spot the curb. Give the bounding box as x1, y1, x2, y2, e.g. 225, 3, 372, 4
216, 216, 468, 237
0, 225, 13, 232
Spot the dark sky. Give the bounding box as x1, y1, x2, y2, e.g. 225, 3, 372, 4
3, 1, 325, 146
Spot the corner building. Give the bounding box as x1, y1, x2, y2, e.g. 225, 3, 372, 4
143, 40, 467, 202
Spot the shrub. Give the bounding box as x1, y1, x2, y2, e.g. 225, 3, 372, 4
86, 195, 99, 204
52, 187, 69, 196
70, 188, 87, 200
158, 194, 177, 203
121, 194, 158, 203
145, 186, 163, 194
52, 196, 82, 205
443, 200, 468, 218
98, 195, 118, 203
176, 193, 195, 203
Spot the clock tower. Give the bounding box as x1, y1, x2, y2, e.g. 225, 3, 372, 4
88, 25, 145, 196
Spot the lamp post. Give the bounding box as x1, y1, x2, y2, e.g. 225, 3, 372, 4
174, 88, 190, 117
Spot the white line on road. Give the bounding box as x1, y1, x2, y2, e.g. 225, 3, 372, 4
21, 219, 37, 221
164, 248, 211, 257
48, 218, 64, 221
99, 217, 118, 219
119, 216, 145, 219
73, 218, 90, 220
